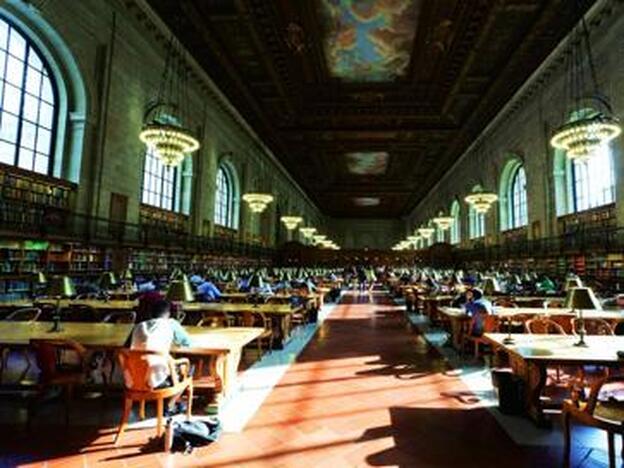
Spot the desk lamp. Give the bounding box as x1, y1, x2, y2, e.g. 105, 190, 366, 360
564, 277, 583, 291
32, 271, 47, 298
482, 277, 502, 296
565, 286, 601, 347
46, 275, 76, 333
166, 278, 194, 321
248, 273, 264, 308
99, 272, 118, 300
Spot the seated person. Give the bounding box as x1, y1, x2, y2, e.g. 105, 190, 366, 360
536, 275, 556, 294
238, 275, 251, 293
463, 288, 492, 317
196, 276, 222, 302
129, 300, 191, 390
468, 301, 492, 337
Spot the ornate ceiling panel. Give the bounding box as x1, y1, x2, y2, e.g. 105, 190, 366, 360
145, 0, 595, 217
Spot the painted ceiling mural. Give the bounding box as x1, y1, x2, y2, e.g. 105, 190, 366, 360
346, 151, 389, 175
353, 197, 381, 206
320, 0, 420, 82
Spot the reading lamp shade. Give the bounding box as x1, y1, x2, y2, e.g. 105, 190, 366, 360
565, 287, 602, 311
166, 280, 194, 302
46, 276, 76, 298
564, 277, 583, 291
248, 273, 264, 289
121, 269, 133, 281
99, 272, 118, 290
35, 271, 47, 285
482, 277, 502, 296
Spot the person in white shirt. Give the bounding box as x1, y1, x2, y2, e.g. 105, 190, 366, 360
129, 300, 191, 390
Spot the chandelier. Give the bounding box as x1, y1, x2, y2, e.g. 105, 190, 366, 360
465, 189, 498, 214
417, 227, 435, 239
433, 214, 454, 231
280, 216, 303, 231
551, 112, 620, 160
242, 193, 274, 213
312, 234, 327, 244
550, 10, 621, 161
140, 37, 199, 167
299, 227, 317, 238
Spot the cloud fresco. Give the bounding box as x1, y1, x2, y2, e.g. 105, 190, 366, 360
321, 0, 419, 81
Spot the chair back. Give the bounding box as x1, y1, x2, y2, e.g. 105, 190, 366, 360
525, 317, 566, 334
549, 314, 573, 334
30, 339, 85, 384
117, 348, 172, 392
6, 307, 41, 322
572, 318, 614, 336
66, 304, 96, 322
197, 311, 231, 328
102, 311, 137, 324
240, 310, 269, 330
493, 299, 517, 308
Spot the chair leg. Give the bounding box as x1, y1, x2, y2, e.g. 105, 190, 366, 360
64, 384, 74, 427
186, 385, 193, 420
18, 349, 32, 382
115, 398, 132, 445
139, 400, 146, 420
607, 431, 615, 468
563, 410, 571, 468
156, 398, 164, 437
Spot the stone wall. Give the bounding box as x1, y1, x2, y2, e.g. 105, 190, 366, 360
407, 0, 624, 248
1, 0, 322, 247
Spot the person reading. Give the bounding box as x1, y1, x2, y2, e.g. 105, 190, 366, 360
129, 300, 192, 390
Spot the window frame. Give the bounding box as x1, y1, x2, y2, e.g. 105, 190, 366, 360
140, 147, 179, 212
0, 14, 59, 176
214, 164, 234, 228
569, 145, 615, 213
509, 165, 528, 229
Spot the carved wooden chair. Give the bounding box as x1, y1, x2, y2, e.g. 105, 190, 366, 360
0, 308, 42, 382
563, 375, 624, 468
115, 349, 193, 444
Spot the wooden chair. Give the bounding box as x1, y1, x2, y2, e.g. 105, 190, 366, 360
572, 318, 614, 336
550, 314, 574, 334
115, 349, 193, 444
493, 299, 517, 308
462, 312, 500, 360
563, 375, 624, 468
525, 317, 566, 335
196, 311, 233, 328
29, 339, 88, 426
66, 304, 96, 322
0, 308, 41, 382
102, 311, 137, 324
240, 310, 274, 355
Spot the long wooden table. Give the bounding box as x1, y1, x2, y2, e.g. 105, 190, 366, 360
439, 306, 624, 350
184, 302, 305, 347
483, 333, 624, 426
0, 321, 263, 408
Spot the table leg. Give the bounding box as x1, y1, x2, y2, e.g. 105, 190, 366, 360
526, 362, 549, 427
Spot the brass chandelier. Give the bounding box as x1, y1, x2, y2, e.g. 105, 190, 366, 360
465, 188, 498, 214
242, 193, 274, 213
140, 36, 199, 167
432, 212, 454, 231
280, 216, 303, 230
550, 6, 620, 161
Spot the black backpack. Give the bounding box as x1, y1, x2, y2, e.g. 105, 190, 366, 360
170, 418, 222, 453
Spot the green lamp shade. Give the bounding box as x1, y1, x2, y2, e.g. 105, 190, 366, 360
99, 272, 118, 290
166, 280, 194, 302
565, 287, 602, 311
121, 269, 133, 281
564, 277, 583, 291
46, 275, 76, 298
35, 271, 47, 285
482, 277, 502, 295
248, 273, 264, 289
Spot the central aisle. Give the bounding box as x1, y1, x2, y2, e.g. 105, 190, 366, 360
197, 292, 562, 467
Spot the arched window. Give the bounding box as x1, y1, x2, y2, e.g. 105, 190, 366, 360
469, 207, 485, 239
571, 145, 615, 212
450, 200, 460, 245
214, 163, 238, 229
141, 149, 178, 211
509, 166, 528, 229
0, 16, 57, 175
435, 225, 445, 243
554, 110, 617, 216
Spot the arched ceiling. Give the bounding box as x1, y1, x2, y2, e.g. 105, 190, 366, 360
146, 0, 595, 217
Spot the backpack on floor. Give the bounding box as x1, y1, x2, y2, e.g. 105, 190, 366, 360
167, 418, 222, 453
